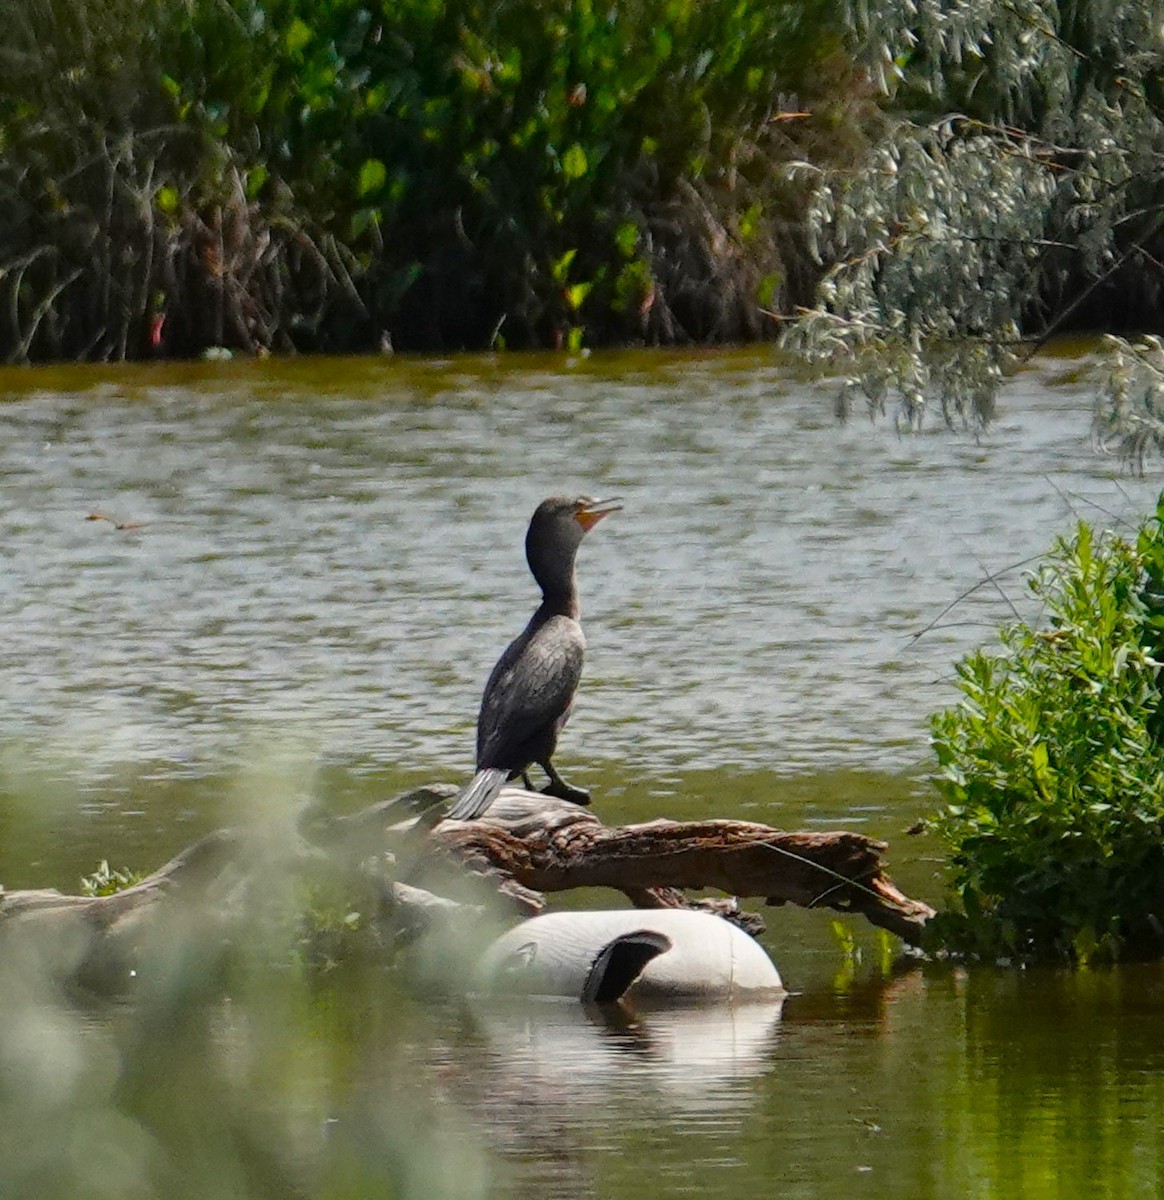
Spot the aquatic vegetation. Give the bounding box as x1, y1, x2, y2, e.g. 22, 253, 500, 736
7, 0, 1164, 449
80, 860, 142, 898
0, 759, 493, 1200
929, 495, 1164, 961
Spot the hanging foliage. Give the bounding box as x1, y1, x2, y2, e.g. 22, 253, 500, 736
784, 0, 1164, 434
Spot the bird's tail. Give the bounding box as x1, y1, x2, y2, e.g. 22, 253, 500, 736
444, 767, 508, 822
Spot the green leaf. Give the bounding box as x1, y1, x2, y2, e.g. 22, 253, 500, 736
357, 158, 387, 198
565, 281, 592, 311
244, 166, 268, 201
349, 207, 381, 239
562, 143, 588, 180
757, 272, 782, 309
613, 259, 652, 313
738, 202, 764, 242
928, 500, 1164, 961
285, 18, 313, 54
614, 221, 638, 258
550, 249, 577, 284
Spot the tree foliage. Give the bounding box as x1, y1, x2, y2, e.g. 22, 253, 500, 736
784, 0, 1164, 433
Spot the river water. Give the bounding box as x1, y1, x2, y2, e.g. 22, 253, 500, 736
0, 347, 1161, 1199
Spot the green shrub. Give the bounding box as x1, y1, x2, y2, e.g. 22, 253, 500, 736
929, 496, 1164, 962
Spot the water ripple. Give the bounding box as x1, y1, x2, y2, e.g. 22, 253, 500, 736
0, 349, 1154, 783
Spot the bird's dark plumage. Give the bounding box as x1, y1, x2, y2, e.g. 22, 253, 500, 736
445, 495, 620, 822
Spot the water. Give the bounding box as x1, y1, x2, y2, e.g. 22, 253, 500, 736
0, 349, 1149, 784
0, 346, 1160, 1199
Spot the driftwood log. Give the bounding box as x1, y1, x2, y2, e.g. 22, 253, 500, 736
424, 788, 934, 945
0, 786, 934, 975
0, 830, 237, 931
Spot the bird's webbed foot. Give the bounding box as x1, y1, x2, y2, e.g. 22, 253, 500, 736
542, 781, 591, 806
539, 762, 591, 806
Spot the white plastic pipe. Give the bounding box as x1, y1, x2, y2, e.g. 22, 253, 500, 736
477, 909, 784, 1003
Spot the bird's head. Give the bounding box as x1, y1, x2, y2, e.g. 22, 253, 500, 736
525, 495, 621, 597
530, 494, 621, 543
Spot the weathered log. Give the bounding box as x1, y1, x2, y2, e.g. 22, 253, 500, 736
0, 831, 240, 989
0, 831, 237, 932
0, 784, 934, 976
428, 789, 934, 946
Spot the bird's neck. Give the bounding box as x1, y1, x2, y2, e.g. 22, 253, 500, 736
528, 535, 581, 619
538, 573, 579, 620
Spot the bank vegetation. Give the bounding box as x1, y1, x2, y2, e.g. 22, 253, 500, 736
0, 0, 866, 360
7, 0, 1164, 439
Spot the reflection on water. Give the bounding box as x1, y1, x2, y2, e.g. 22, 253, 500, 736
475, 999, 783, 1105
356, 961, 1164, 1200
443, 1002, 783, 1199
3, 956, 1147, 1200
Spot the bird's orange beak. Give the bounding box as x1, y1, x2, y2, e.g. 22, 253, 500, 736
575, 496, 622, 530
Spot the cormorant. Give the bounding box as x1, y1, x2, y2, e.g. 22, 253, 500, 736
444, 495, 621, 822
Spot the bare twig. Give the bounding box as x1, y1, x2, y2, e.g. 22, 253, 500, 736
908, 553, 1046, 646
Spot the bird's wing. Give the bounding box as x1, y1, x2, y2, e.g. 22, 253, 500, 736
477, 616, 585, 767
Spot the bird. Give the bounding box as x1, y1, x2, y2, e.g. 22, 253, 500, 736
444, 495, 621, 822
